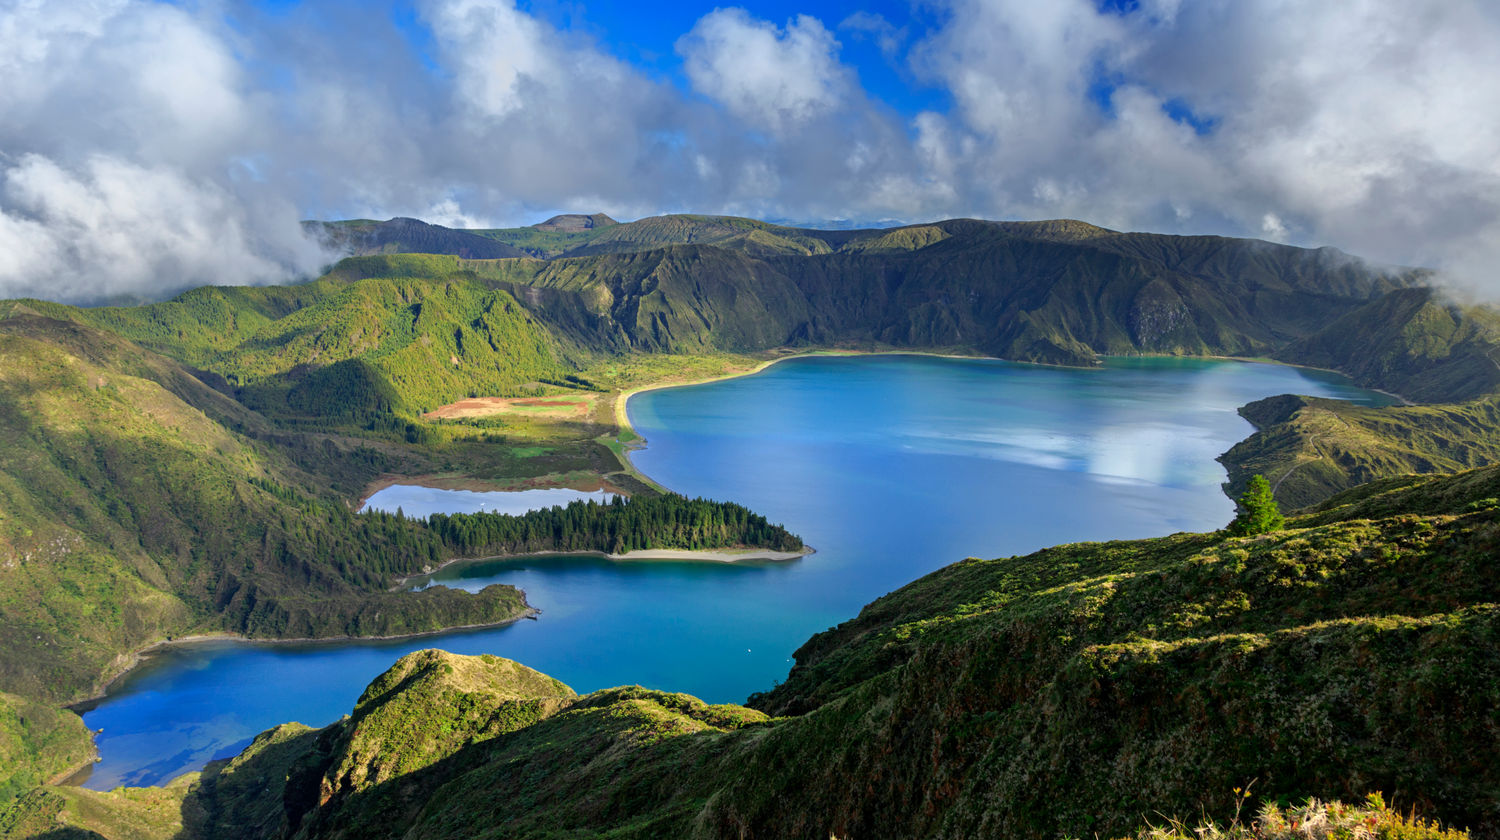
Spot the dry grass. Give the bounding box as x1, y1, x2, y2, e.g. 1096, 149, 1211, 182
1128, 793, 1468, 840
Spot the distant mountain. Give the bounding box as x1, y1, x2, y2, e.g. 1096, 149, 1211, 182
4, 212, 1500, 837
531, 212, 618, 232
310, 217, 531, 259
469, 218, 1420, 366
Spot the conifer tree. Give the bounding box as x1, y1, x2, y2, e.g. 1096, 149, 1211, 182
1227, 474, 1285, 536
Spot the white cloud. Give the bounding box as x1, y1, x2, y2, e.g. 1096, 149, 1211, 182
838, 11, 902, 58
423, 0, 556, 119
678, 9, 849, 133
909, 0, 1500, 286
0, 0, 1496, 301
0, 154, 325, 301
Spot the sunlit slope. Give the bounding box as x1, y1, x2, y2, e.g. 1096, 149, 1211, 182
16, 466, 1498, 839
19, 217, 1429, 410
1219, 291, 1500, 506
726, 465, 1500, 838
0, 693, 91, 807
0, 316, 529, 703
1221, 394, 1500, 509
19, 264, 571, 417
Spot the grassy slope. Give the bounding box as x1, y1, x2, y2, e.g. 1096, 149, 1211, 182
0, 316, 532, 705
726, 466, 1500, 838
1275, 287, 1500, 404
0, 694, 92, 806
309, 218, 531, 260
1221, 394, 1500, 509
1219, 290, 1500, 508
16, 467, 1499, 839
20, 266, 570, 417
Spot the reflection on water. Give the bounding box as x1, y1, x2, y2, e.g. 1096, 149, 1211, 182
78, 355, 1391, 789
360, 485, 617, 518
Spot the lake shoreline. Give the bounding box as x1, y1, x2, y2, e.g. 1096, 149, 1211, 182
393, 545, 816, 588
611, 347, 1016, 443
65, 606, 542, 716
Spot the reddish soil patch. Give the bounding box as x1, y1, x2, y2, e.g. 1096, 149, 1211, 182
424, 394, 597, 419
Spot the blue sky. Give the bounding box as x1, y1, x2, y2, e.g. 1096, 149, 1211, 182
1, 0, 1498, 300
509, 0, 950, 112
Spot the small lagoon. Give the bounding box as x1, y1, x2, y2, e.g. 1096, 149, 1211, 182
361, 485, 617, 518
77, 355, 1392, 789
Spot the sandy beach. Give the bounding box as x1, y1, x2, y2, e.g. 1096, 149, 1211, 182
394, 544, 815, 587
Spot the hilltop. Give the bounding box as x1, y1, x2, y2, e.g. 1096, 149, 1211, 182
2, 212, 1499, 833
10, 464, 1496, 838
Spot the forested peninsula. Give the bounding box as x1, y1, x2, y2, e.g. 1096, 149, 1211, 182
2, 212, 1498, 838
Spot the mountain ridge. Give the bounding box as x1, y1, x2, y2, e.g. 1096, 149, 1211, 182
2, 213, 1499, 837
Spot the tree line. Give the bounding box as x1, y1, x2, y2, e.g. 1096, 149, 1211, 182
423, 493, 804, 556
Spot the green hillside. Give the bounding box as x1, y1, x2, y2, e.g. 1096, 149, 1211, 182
14, 465, 1496, 839
0, 315, 535, 705
1221, 394, 1500, 509
309, 218, 531, 259
19, 266, 572, 419
19, 217, 1496, 508
3, 213, 1500, 837
471, 213, 620, 257
1276, 286, 1500, 403
1214, 289, 1500, 508
0, 694, 91, 806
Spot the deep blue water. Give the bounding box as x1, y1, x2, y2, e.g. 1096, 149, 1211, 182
76, 355, 1391, 789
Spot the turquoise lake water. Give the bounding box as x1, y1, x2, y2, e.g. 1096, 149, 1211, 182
76, 355, 1392, 789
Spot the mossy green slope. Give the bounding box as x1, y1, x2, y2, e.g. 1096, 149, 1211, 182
18, 466, 1499, 839
0, 315, 531, 705
1221, 394, 1500, 510
311, 218, 530, 260
20, 269, 569, 419
1276, 287, 1500, 404
0, 693, 92, 806
1211, 286, 1500, 508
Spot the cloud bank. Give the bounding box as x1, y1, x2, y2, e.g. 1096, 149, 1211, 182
0, 0, 1496, 301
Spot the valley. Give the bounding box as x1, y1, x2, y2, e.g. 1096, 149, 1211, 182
1, 213, 1498, 838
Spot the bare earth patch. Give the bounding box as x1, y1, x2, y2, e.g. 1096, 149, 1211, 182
425, 394, 598, 420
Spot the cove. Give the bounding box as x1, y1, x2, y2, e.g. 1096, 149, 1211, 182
76, 354, 1392, 789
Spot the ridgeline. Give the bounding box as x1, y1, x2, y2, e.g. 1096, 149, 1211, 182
1, 212, 1498, 837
